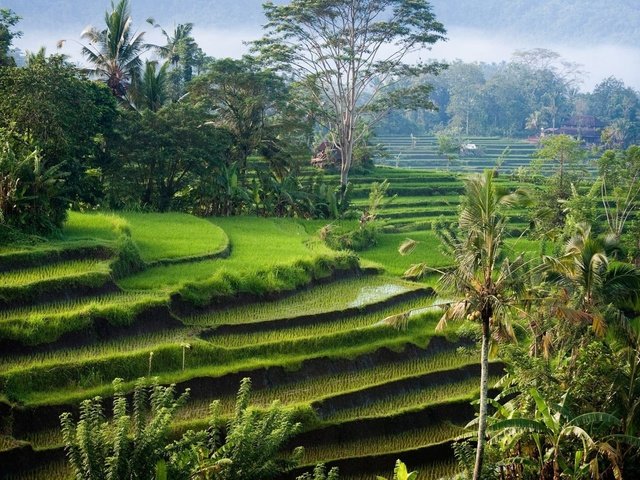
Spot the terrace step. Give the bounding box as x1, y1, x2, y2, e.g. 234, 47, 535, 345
198, 284, 433, 338
0, 241, 115, 273
312, 362, 504, 422
0, 260, 117, 310
293, 398, 473, 462
8, 338, 463, 441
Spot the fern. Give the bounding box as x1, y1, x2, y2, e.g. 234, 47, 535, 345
59, 378, 189, 480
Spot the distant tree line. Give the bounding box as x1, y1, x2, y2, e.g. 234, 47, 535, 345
380, 49, 640, 146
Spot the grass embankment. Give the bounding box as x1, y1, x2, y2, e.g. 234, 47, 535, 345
118, 217, 335, 290
3, 306, 439, 406
117, 212, 228, 263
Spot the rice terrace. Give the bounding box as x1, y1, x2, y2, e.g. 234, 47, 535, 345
1, 1, 640, 480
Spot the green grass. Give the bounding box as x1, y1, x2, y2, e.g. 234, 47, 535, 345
359, 231, 450, 277
200, 297, 435, 349
6, 311, 442, 406
301, 422, 465, 465
62, 211, 129, 242
324, 375, 499, 423
118, 212, 228, 263
0, 260, 110, 288
118, 217, 334, 290
22, 339, 471, 450
0, 324, 191, 374
173, 346, 473, 424
185, 275, 426, 327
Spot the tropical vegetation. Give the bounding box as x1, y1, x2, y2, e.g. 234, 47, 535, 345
1, 1, 640, 480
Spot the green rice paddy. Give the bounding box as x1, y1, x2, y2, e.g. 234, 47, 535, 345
0, 163, 543, 478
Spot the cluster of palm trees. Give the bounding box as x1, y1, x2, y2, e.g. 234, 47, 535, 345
79, 0, 198, 104
400, 171, 640, 479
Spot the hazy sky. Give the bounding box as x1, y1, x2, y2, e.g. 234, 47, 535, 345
8, 3, 640, 92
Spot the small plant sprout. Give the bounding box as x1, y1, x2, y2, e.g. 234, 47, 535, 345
148, 351, 154, 377
377, 459, 418, 480
180, 342, 191, 371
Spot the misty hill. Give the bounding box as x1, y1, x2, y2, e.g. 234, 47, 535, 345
429, 0, 639, 46
5, 0, 638, 47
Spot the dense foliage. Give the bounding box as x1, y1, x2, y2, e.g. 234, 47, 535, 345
0, 54, 117, 235
61, 378, 305, 480
380, 55, 640, 145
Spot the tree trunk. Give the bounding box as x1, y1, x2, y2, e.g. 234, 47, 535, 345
473, 316, 490, 480
339, 128, 353, 202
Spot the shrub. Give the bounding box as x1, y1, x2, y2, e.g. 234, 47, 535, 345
60, 378, 189, 480
167, 377, 303, 480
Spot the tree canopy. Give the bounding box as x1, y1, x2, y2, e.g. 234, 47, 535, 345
253, 0, 447, 193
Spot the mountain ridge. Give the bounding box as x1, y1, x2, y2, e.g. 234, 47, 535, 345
4, 0, 638, 47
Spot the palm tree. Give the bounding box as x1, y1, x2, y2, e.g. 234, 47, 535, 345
147, 20, 196, 96
130, 60, 169, 112
80, 0, 146, 98
541, 223, 640, 343
147, 21, 195, 70
399, 171, 528, 480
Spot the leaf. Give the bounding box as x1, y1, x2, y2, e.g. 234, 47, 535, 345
607, 434, 640, 448
402, 262, 430, 280
487, 418, 549, 434
570, 412, 621, 429
398, 238, 418, 256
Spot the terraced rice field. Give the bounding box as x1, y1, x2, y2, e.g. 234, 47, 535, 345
374, 135, 539, 173
373, 134, 598, 178
0, 167, 543, 478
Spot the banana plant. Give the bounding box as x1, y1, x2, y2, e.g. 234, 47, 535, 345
376, 460, 417, 480
488, 388, 626, 479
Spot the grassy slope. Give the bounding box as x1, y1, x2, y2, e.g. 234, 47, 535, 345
118, 212, 228, 262
118, 217, 334, 290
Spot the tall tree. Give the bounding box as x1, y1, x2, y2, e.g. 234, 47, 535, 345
399, 171, 528, 480
110, 102, 232, 212
0, 8, 21, 67
534, 134, 586, 198
254, 0, 446, 196
79, 0, 147, 98
130, 60, 169, 112
189, 57, 300, 172
147, 20, 198, 97
443, 61, 486, 136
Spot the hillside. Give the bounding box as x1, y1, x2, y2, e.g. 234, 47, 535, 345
429, 0, 639, 45
4, 0, 638, 46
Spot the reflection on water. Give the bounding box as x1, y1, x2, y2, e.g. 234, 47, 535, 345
347, 284, 414, 308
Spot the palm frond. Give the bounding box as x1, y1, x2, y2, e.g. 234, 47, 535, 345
402, 262, 431, 280
398, 238, 418, 256
570, 412, 621, 429
381, 311, 410, 331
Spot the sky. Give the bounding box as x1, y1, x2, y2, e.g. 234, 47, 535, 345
7, 1, 640, 92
